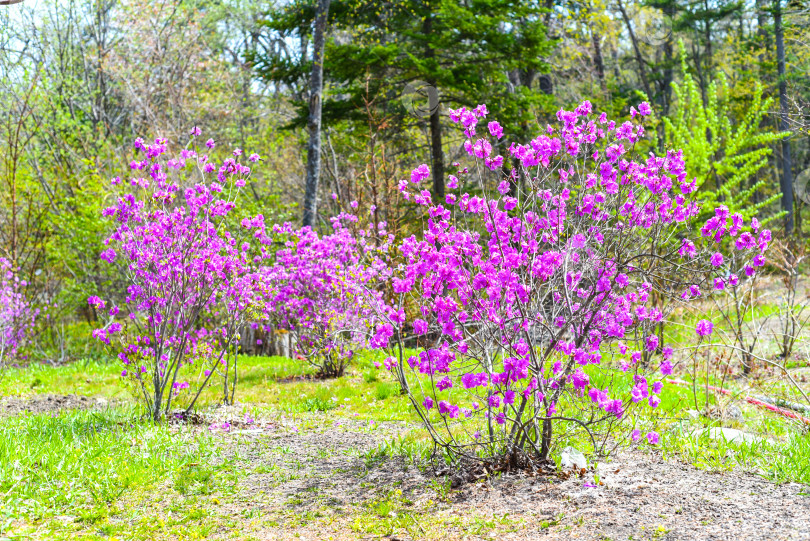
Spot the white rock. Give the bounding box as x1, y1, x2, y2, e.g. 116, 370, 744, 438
691, 427, 769, 445
560, 446, 587, 470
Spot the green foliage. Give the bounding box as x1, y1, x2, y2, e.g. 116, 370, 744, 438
301, 396, 337, 412
0, 408, 223, 522
374, 381, 397, 401
663, 46, 788, 224
254, 0, 556, 133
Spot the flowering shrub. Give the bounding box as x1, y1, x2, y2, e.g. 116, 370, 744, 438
261, 216, 392, 377
373, 102, 769, 469
699, 225, 773, 375
91, 132, 263, 420
0, 258, 37, 369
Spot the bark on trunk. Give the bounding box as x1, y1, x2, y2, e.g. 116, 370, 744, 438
774, 0, 794, 233
422, 14, 444, 201
592, 31, 606, 94
302, 0, 331, 228
616, 0, 652, 99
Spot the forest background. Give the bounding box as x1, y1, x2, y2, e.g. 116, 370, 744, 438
1, 0, 809, 362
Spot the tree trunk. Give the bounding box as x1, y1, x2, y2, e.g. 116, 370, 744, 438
774, 0, 794, 233
592, 30, 606, 94
429, 109, 445, 201
422, 14, 444, 201
616, 0, 652, 99
302, 0, 331, 228
661, 4, 675, 116
703, 0, 713, 81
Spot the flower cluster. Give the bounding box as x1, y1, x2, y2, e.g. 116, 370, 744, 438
92, 133, 261, 420
378, 101, 767, 465
0, 258, 37, 368
91, 131, 394, 416
260, 216, 392, 377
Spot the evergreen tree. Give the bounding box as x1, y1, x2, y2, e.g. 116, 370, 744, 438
663, 49, 788, 224
253, 0, 555, 200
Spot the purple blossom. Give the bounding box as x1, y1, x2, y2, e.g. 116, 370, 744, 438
436, 376, 453, 391
696, 319, 714, 337
637, 102, 652, 116
411, 164, 430, 184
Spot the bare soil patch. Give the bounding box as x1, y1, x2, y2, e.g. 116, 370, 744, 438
0, 394, 113, 418
202, 411, 810, 540
3, 398, 807, 539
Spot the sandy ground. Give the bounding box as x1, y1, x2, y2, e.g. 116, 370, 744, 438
221, 412, 810, 541
4, 396, 809, 540
0, 393, 113, 418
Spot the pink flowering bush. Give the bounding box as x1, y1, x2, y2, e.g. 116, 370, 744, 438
373, 101, 769, 469
261, 215, 392, 377
703, 224, 774, 374
91, 132, 263, 421
0, 258, 37, 369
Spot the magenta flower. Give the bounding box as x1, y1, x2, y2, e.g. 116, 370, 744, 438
637, 102, 652, 116
410, 164, 430, 184
86, 100, 772, 464
696, 319, 714, 337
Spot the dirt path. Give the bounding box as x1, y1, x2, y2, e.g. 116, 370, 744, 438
0, 393, 113, 418
2, 395, 807, 540
213, 413, 810, 541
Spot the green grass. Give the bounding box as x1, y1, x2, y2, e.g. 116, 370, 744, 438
0, 407, 240, 540
1, 348, 809, 539
0, 353, 415, 421
0, 358, 125, 399
659, 421, 810, 484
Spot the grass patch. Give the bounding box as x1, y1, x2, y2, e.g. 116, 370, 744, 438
0, 407, 238, 539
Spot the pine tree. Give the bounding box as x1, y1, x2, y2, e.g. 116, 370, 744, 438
253, 0, 555, 200
663, 48, 789, 224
